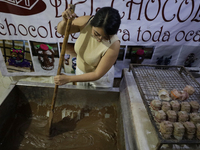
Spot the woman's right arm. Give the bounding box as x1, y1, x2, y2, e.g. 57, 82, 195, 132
57, 8, 91, 35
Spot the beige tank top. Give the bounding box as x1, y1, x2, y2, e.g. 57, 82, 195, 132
74, 17, 119, 73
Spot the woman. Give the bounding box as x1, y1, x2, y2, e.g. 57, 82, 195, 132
54, 6, 121, 88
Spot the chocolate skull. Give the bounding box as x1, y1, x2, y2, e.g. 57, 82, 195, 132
36, 44, 55, 70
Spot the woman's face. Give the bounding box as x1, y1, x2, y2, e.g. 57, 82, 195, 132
91, 27, 110, 42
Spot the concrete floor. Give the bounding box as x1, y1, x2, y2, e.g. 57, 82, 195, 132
0, 72, 12, 102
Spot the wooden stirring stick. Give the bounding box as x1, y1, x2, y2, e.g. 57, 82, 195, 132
49, 4, 75, 135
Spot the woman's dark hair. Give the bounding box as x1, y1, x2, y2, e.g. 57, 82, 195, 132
90, 7, 121, 36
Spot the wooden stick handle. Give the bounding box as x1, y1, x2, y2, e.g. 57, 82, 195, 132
49, 5, 75, 129
51, 4, 75, 109
57, 4, 75, 75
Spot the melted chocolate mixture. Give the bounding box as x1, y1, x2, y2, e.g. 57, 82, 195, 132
2, 102, 120, 150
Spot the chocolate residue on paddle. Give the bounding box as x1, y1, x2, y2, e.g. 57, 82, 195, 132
1, 102, 120, 150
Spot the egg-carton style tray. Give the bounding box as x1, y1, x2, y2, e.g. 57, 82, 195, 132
129, 64, 200, 150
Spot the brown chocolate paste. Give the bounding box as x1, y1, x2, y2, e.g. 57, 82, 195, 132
1, 102, 120, 150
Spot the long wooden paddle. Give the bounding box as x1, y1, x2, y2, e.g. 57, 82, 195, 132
49, 4, 75, 135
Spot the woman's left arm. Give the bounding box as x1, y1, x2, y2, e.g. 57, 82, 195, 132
93, 40, 120, 79
54, 40, 120, 85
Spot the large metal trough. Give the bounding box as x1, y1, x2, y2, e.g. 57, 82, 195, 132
0, 81, 136, 150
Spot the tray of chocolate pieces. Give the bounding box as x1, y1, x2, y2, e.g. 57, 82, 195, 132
129, 64, 200, 149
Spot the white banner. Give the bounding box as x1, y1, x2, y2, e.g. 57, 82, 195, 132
0, 0, 200, 45
0, 0, 200, 76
